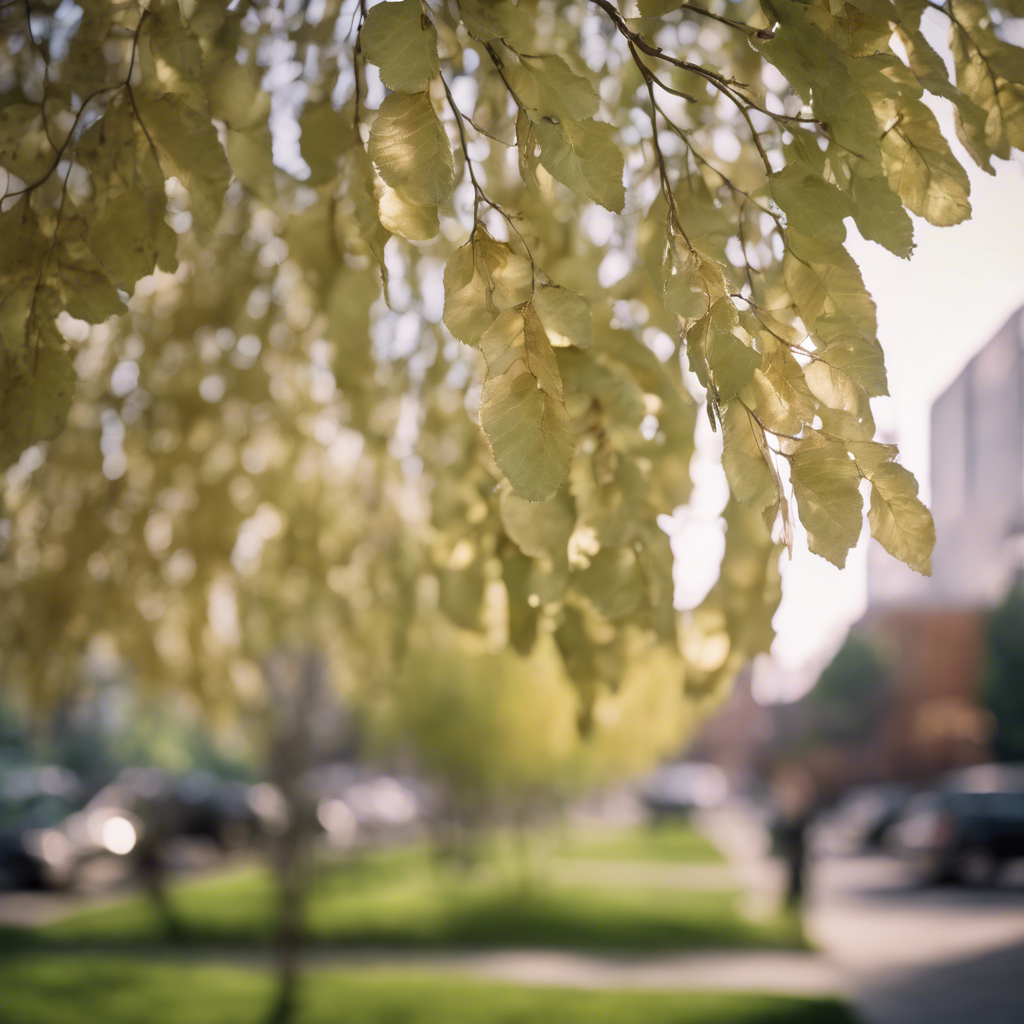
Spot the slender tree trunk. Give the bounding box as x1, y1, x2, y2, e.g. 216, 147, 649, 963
261, 649, 321, 1024
137, 847, 182, 941
265, 815, 308, 1024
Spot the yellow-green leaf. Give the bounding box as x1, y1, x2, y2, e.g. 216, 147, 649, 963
533, 118, 625, 213
442, 228, 532, 346
866, 460, 935, 575
721, 401, 779, 518
784, 233, 878, 350
479, 305, 575, 501
880, 100, 971, 226
0, 345, 75, 469
849, 169, 914, 258
662, 239, 712, 320
505, 54, 599, 122
770, 162, 854, 244
361, 0, 440, 94
687, 298, 761, 402
786, 429, 863, 568
368, 90, 454, 207
378, 185, 439, 241
804, 358, 874, 440
533, 286, 593, 349
133, 92, 231, 229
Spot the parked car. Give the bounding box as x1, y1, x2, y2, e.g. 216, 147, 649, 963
0, 792, 82, 890
890, 764, 1024, 884
638, 762, 729, 820
817, 783, 913, 854
172, 771, 265, 851
299, 764, 427, 849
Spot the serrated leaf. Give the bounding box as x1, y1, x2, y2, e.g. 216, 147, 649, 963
533, 286, 593, 348
368, 90, 454, 207
896, 8, 994, 173
54, 213, 126, 323
141, 0, 207, 109
769, 162, 854, 244
784, 233, 878, 350
0, 105, 57, 184
505, 55, 599, 122
1, 345, 75, 468
738, 345, 815, 437
533, 118, 625, 213
479, 304, 575, 502
687, 299, 761, 402
300, 101, 359, 186
347, 148, 391, 291
786, 429, 863, 568
442, 227, 532, 346
457, 0, 533, 48
866, 460, 934, 575
844, 437, 897, 475
949, 0, 1024, 161
880, 101, 971, 226
498, 482, 574, 561
88, 185, 171, 292
662, 238, 711, 320
133, 92, 231, 229
378, 185, 439, 241
361, 0, 440, 94
849, 169, 914, 258
721, 400, 779, 517
757, 7, 883, 171
804, 357, 874, 440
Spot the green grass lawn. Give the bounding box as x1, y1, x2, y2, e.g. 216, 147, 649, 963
555, 821, 724, 863
0, 955, 855, 1024
27, 842, 801, 953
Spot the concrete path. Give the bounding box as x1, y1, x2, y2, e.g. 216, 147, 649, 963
545, 859, 737, 891
300, 948, 847, 996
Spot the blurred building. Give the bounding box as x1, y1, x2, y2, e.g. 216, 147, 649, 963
855, 305, 1024, 777
870, 305, 1024, 609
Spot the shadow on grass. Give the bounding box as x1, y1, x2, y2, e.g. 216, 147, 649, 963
6, 842, 804, 956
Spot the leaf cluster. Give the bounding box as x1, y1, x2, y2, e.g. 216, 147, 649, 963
2, 0, 1022, 714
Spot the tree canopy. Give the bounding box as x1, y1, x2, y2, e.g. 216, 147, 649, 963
2, 0, 1023, 721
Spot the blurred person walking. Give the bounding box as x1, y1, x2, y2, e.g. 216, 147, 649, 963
771, 766, 818, 910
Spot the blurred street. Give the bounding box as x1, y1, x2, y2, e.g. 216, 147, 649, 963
705, 800, 1024, 1024
809, 854, 1024, 1024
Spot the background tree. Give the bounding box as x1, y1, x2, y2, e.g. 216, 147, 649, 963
372, 621, 693, 865
804, 633, 888, 747
982, 582, 1024, 763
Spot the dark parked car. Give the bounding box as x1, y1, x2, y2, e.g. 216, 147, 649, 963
891, 764, 1024, 884
0, 767, 84, 889
818, 783, 913, 854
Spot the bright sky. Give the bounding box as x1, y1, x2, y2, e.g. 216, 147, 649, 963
668, 122, 1024, 703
